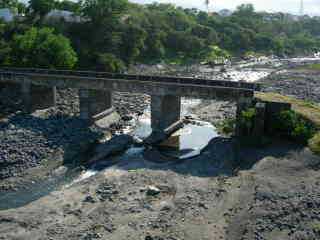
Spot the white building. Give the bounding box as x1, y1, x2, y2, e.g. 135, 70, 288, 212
45, 10, 81, 23
0, 8, 15, 22
218, 9, 233, 17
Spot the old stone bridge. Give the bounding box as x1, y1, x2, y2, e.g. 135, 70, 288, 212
0, 67, 260, 137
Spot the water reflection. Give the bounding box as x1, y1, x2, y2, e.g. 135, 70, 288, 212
157, 122, 218, 159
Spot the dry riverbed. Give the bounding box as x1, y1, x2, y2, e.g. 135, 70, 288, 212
1, 60, 320, 240
0, 141, 319, 240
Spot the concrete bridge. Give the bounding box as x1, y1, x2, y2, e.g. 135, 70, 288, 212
0, 67, 260, 137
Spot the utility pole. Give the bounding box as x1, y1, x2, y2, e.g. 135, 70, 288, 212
299, 0, 304, 16
205, 0, 210, 13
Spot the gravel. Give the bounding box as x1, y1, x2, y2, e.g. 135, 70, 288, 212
0, 83, 150, 180
260, 70, 320, 103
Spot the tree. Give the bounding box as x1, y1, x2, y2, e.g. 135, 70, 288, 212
97, 53, 125, 72
55, 0, 80, 13
120, 23, 146, 63
10, 27, 78, 69
0, 0, 17, 9
81, 0, 128, 26
28, 0, 55, 19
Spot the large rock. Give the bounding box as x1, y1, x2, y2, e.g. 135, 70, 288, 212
88, 135, 134, 164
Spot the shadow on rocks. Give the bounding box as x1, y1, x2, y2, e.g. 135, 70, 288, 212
0, 112, 103, 179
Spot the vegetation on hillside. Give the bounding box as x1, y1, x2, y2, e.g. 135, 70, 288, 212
0, 0, 320, 70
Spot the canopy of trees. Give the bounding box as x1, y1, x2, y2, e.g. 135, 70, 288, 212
0, 1, 319, 71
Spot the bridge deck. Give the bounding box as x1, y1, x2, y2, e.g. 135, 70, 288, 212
0, 68, 259, 100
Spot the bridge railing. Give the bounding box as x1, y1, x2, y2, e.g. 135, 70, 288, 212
0, 67, 261, 91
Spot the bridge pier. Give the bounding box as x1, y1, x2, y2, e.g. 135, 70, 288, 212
21, 80, 56, 113
235, 97, 254, 137
151, 94, 181, 133
79, 89, 114, 123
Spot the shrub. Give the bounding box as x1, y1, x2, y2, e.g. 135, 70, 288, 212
97, 53, 125, 73
216, 118, 236, 135
205, 45, 231, 65
240, 108, 256, 135
309, 133, 320, 155
10, 27, 78, 69
272, 110, 316, 143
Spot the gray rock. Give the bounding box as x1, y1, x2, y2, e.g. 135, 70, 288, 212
146, 186, 161, 196
89, 135, 134, 164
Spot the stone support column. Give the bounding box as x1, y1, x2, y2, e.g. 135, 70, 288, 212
253, 102, 266, 137
79, 89, 113, 122
21, 79, 32, 113
21, 79, 56, 113
151, 94, 181, 133
235, 97, 253, 137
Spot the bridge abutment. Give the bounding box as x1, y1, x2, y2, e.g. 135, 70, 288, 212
151, 94, 181, 133
79, 89, 114, 123
21, 80, 56, 113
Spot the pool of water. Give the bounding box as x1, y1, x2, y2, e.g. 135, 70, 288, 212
157, 122, 218, 159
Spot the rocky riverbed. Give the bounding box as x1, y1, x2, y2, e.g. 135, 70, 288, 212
260, 69, 320, 103
0, 83, 150, 191
0, 140, 319, 240
1, 57, 320, 240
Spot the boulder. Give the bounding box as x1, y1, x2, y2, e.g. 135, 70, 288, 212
88, 135, 134, 164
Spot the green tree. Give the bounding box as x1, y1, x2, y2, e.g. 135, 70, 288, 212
28, 0, 55, 19
10, 27, 77, 69
55, 0, 80, 13
81, 0, 128, 26
120, 23, 146, 63
97, 53, 125, 72
0, 0, 17, 9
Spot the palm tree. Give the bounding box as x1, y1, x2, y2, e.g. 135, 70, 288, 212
204, 0, 210, 13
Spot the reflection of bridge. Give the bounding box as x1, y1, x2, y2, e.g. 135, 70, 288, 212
0, 68, 260, 135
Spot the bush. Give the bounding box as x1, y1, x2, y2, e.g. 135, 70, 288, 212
216, 118, 236, 135
10, 27, 78, 69
240, 108, 256, 135
97, 53, 125, 73
309, 133, 320, 155
205, 45, 231, 65
272, 110, 316, 143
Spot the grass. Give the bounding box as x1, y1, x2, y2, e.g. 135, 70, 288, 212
297, 63, 320, 71
309, 133, 320, 155
256, 92, 320, 155
255, 92, 320, 127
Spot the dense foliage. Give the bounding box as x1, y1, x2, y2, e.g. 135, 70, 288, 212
10, 27, 77, 68
0, 0, 320, 70
272, 110, 316, 143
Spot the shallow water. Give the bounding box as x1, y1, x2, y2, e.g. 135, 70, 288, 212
0, 166, 80, 210
158, 122, 218, 159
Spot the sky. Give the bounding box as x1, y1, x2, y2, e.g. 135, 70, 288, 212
130, 0, 320, 15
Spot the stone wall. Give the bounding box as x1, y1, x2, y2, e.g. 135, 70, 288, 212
236, 98, 292, 137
